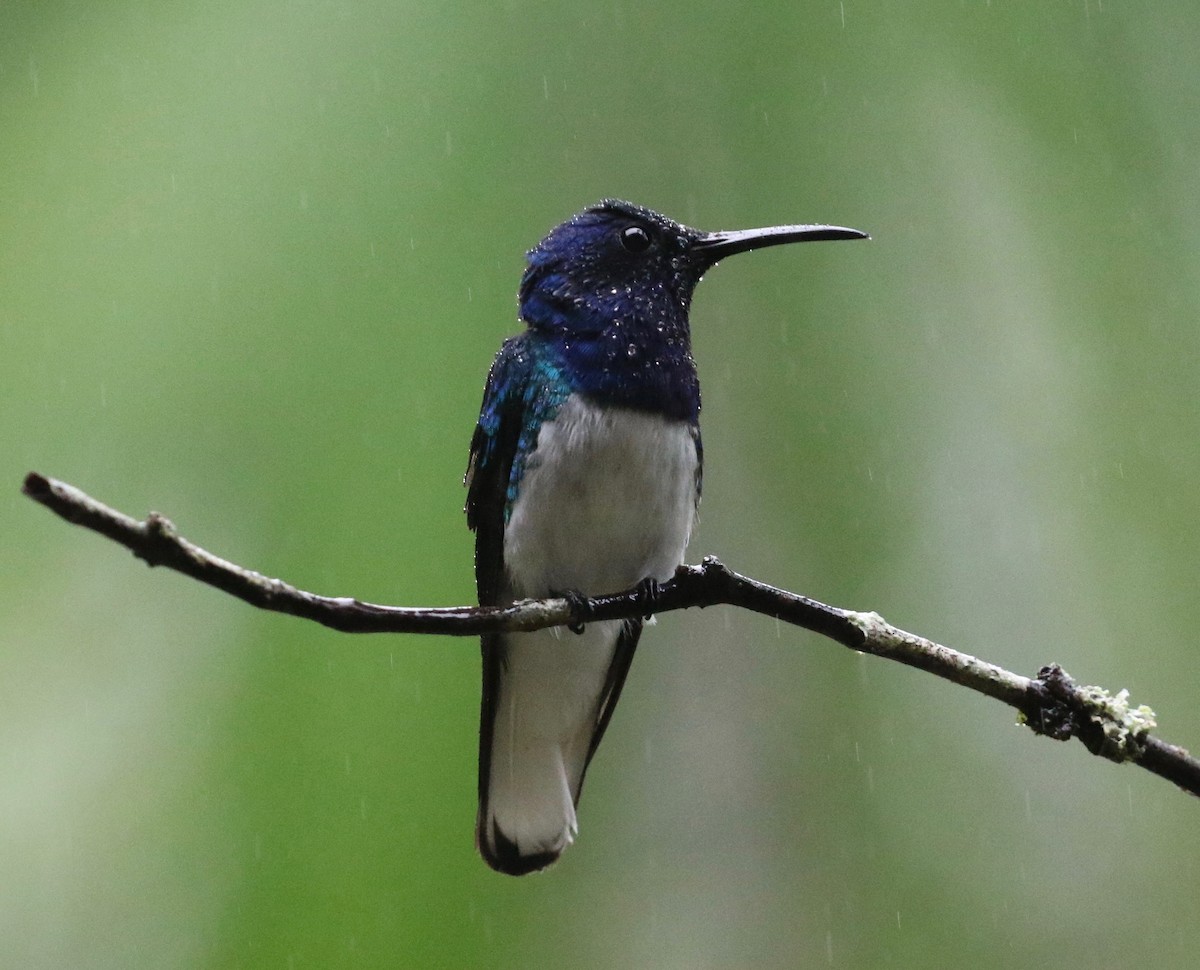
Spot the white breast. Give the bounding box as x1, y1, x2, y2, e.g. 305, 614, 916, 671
503, 394, 699, 598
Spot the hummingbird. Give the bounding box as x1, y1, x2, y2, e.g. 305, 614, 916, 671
465, 199, 867, 875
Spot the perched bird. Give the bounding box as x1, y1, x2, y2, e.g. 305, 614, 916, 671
465, 199, 866, 875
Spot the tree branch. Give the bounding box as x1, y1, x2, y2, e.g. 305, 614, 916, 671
22, 471, 1200, 798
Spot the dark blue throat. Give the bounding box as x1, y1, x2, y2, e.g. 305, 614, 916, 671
519, 279, 700, 422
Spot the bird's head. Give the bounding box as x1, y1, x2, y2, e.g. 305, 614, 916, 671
517, 199, 867, 338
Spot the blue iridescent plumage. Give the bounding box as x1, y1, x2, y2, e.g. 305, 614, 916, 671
516, 201, 701, 421
469, 337, 571, 521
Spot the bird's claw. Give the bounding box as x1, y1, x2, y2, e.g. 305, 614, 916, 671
635, 577, 660, 621
551, 587, 590, 635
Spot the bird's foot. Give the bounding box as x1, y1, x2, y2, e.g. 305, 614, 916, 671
635, 577, 661, 621
551, 587, 591, 635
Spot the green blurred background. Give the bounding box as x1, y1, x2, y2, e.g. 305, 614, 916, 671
4, 2, 1199, 967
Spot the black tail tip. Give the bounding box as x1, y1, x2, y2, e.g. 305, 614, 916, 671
478, 821, 563, 876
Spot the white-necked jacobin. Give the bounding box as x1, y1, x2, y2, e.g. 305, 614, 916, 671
465, 199, 867, 875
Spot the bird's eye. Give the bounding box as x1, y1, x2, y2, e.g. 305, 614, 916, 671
619, 225, 653, 253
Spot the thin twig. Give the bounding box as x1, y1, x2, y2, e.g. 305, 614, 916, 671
22, 471, 1200, 798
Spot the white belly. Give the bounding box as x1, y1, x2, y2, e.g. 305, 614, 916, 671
480, 393, 701, 865
503, 394, 700, 598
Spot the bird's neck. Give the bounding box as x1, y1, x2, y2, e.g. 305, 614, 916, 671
524, 310, 700, 423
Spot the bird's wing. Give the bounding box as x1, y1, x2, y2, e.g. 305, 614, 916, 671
467, 337, 627, 875
464, 336, 530, 606
467, 336, 563, 874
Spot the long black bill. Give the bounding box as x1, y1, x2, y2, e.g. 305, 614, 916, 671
692, 223, 869, 266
